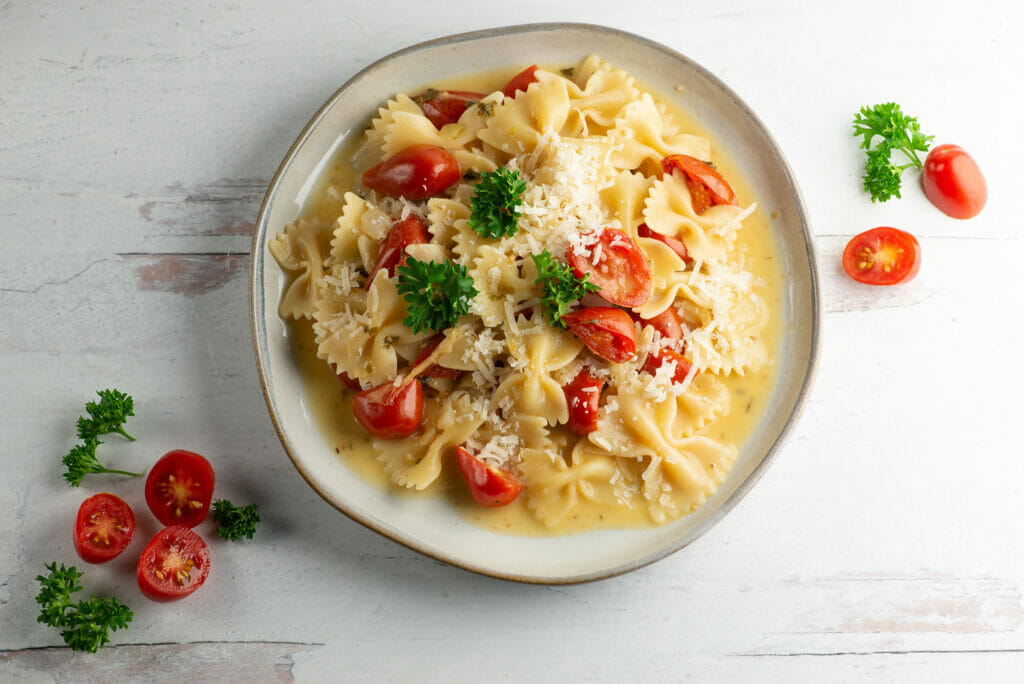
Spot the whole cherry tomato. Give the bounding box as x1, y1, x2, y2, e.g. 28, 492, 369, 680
416, 89, 485, 128
136, 526, 211, 602
501, 65, 538, 98
632, 305, 684, 341
366, 215, 429, 289
642, 348, 695, 384
562, 307, 637, 364
412, 334, 461, 379
352, 379, 424, 439
637, 222, 692, 265
562, 367, 604, 435
568, 228, 653, 308
73, 493, 136, 564
921, 144, 987, 219
661, 155, 738, 214
145, 450, 215, 528
842, 226, 921, 286
455, 446, 522, 506
362, 145, 460, 200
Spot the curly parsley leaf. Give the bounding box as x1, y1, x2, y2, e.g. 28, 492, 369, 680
396, 258, 478, 334
212, 499, 261, 541
76, 388, 135, 442
62, 438, 141, 487
468, 167, 526, 239
532, 250, 599, 329
36, 562, 133, 653
36, 562, 83, 628
852, 103, 933, 202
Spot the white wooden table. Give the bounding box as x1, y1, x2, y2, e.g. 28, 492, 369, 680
3, 1, 1022, 681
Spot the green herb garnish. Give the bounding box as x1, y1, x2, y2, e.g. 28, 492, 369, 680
62, 438, 141, 487
396, 257, 478, 334
76, 388, 135, 441
532, 250, 599, 329
35, 562, 133, 653
212, 499, 261, 541
468, 167, 526, 239
853, 103, 933, 202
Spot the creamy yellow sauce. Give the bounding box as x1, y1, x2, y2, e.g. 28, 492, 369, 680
285, 64, 783, 536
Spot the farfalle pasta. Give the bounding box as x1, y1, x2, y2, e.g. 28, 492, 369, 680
270, 56, 781, 532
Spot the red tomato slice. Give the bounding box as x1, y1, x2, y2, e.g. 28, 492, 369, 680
145, 450, 215, 528
501, 65, 538, 98
455, 446, 521, 507
366, 215, 429, 289
660, 155, 738, 214
642, 348, 695, 383
637, 222, 692, 265
922, 144, 987, 219
136, 526, 211, 602
562, 367, 604, 435
568, 228, 653, 307
412, 334, 461, 379
73, 493, 136, 564
562, 307, 638, 364
416, 90, 485, 128
842, 226, 921, 286
352, 379, 424, 439
632, 305, 684, 341
362, 145, 461, 200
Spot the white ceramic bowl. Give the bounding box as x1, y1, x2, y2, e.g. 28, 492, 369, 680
250, 23, 819, 583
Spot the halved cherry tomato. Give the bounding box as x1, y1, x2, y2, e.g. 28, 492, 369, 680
455, 446, 521, 506
631, 305, 684, 341
366, 215, 429, 289
562, 307, 637, 364
922, 144, 987, 219
136, 526, 211, 602
642, 348, 695, 383
842, 226, 921, 286
568, 228, 653, 308
562, 368, 604, 435
145, 450, 215, 528
501, 65, 538, 98
73, 493, 136, 564
637, 222, 692, 265
412, 334, 461, 379
416, 89, 485, 129
352, 379, 424, 439
362, 145, 460, 200
661, 155, 738, 214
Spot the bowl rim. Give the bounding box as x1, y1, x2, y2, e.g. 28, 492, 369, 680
249, 21, 821, 584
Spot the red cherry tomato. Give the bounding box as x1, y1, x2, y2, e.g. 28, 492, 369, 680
145, 450, 215, 528
637, 222, 692, 265
562, 368, 604, 435
842, 226, 921, 286
922, 144, 987, 219
455, 446, 521, 506
366, 215, 429, 289
632, 305, 684, 341
412, 334, 461, 379
501, 65, 538, 98
562, 307, 637, 364
362, 145, 460, 200
568, 228, 653, 308
352, 379, 424, 439
136, 526, 211, 602
642, 348, 695, 383
73, 493, 136, 564
417, 90, 485, 129
661, 155, 738, 214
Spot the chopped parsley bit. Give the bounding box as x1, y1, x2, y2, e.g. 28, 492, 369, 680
36, 563, 133, 653
532, 250, 599, 329
212, 500, 261, 541
472, 100, 495, 117
413, 88, 440, 104
396, 257, 478, 334
852, 103, 933, 202
560, 67, 574, 76
468, 167, 526, 239
76, 388, 135, 442
462, 170, 482, 182
382, 335, 400, 348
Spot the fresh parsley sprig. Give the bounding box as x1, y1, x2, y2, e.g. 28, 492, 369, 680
853, 103, 933, 202
76, 388, 135, 441
62, 438, 142, 487
212, 499, 261, 541
396, 257, 478, 334
35, 562, 133, 653
532, 250, 599, 329
468, 167, 526, 239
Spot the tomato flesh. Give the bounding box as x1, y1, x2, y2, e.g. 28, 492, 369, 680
136, 526, 211, 602
568, 228, 652, 308
922, 144, 987, 219
456, 446, 521, 506
417, 89, 485, 129
660, 155, 738, 214
632, 305, 684, 341
366, 215, 429, 289
642, 348, 695, 384
637, 222, 692, 265
73, 493, 136, 564
562, 306, 638, 364
362, 145, 461, 200
145, 450, 215, 528
413, 334, 461, 379
501, 65, 539, 98
353, 379, 424, 439
562, 367, 604, 435
842, 226, 921, 286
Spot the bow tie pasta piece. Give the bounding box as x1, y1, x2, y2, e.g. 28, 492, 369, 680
269, 219, 331, 320
493, 328, 584, 427
564, 55, 640, 135
643, 173, 746, 264
606, 94, 710, 174
477, 72, 575, 156
329, 192, 393, 272
467, 246, 537, 327
382, 92, 504, 160
351, 94, 423, 171
600, 170, 653, 240
518, 436, 620, 527
642, 436, 737, 524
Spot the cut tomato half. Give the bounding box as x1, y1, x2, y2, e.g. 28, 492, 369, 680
136, 526, 211, 602
568, 228, 652, 307
456, 446, 521, 506
562, 306, 637, 363
660, 154, 738, 214
145, 450, 215, 528
842, 226, 921, 285
73, 492, 136, 564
